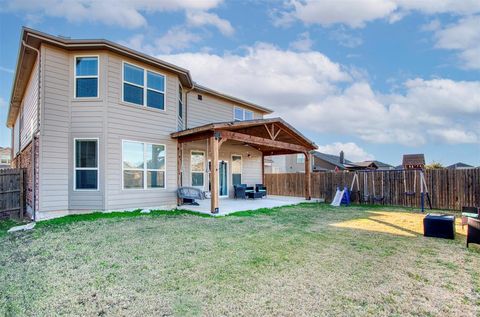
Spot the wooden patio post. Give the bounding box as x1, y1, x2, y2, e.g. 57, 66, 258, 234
261, 153, 265, 184
304, 152, 311, 200
176, 142, 182, 206
210, 135, 219, 213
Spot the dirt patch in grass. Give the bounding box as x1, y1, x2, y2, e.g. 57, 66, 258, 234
1, 204, 479, 316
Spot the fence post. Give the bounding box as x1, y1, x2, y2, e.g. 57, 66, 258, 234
19, 169, 24, 220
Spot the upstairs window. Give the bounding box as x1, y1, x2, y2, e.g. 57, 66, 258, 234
178, 85, 183, 119
75, 56, 98, 98
234, 107, 254, 121
75, 139, 98, 190
123, 62, 165, 110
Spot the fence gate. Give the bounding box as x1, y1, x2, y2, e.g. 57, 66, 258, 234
0, 168, 24, 220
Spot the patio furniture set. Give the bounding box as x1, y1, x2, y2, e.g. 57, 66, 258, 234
234, 184, 267, 199
422, 206, 480, 248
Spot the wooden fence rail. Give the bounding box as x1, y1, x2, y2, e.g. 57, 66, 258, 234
0, 168, 24, 220
265, 168, 480, 211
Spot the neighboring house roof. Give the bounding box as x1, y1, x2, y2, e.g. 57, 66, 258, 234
372, 160, 394, 169
346, 161, 379, 169
447, 162, 474, 169
402, 154, 425, 169
7, 27, 273, 127
312, 152, 352, 170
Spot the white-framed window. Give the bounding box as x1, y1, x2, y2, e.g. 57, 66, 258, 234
296, 153, 305, 164
232, 155, 242, 185
74, 139, 99, 190
191, 151, 205, 187
178, 84, 183, 119
74, 56, 99, 98
234, 107, 254, 121
122, 140, 166, 189
122, 62, 166, 110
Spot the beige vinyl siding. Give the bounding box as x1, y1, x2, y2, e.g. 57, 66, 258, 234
105, 53, 178, 210
13, 116, 20, 155
187, 93, 263, 128
68, 52, 106, 210
39, 45, 70, 212
181, 141, 262, 198
20, 60, 39, 149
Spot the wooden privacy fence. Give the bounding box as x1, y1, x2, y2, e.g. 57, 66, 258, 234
0, 168, 24, 220
265, 168, 480, 211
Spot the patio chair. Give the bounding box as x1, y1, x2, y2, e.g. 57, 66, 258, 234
234, 184, 247, 199
177, 187, 204, 206
467, 218, 480, 248
461, 206, 479, 228
234, 184, 255, 199
255, 184, 267, 198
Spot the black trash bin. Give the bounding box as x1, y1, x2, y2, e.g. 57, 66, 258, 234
423, 214, 455, 240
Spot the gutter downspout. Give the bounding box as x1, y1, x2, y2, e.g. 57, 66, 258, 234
22, 40, 40, 222
184, 84, 195, 130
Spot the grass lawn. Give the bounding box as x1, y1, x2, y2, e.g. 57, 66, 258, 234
1, 204, 479, 316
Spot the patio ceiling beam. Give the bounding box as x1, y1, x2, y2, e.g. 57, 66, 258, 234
177, 131, 214, 144
218, 130, 310, 153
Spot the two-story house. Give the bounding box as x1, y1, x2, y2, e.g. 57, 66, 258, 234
7, 28, 316, 219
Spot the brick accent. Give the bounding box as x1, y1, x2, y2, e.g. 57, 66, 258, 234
11, 137, 39, 217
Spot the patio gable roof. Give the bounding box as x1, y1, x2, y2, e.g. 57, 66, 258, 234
171, 118, 317, 155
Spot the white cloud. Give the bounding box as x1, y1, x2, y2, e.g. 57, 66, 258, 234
159, 42, 351, 108
120, 27, 202, 54
159, 45, 480, 146
428, 129, 478, 144
186, 11, 234, 36
0, 66, 14, 74
288, 0, 398, 28
0, 97, 7, 108
276, 0, 480, 29
289, 32, 313, 51
431, 15, 480, 69
317, 142, 374, 162
5, 0, 223, 28
329, 27, 363, 48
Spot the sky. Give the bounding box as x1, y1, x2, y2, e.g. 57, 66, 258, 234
0, 0, 479, 166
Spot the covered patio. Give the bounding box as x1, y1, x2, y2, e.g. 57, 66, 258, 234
171, 118, 317, 214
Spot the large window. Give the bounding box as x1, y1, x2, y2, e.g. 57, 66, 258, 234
234, 107, 254, 121
191, 151, 205, 187
75, 56, 98, 98
232, 155, 242, 185
75, 139, 98, 190
123, 62, 165, 110
178, 85, 183, 119
123, 141, 165, 189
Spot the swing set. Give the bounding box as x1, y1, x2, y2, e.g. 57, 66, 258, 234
347, 168, 432, 212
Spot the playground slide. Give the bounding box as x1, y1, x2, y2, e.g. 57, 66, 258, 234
331, 189, 345, 207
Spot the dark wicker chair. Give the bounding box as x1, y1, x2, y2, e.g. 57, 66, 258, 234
234, 184, 254, 199
255, 184, 267, 198
467, 218, 480, 248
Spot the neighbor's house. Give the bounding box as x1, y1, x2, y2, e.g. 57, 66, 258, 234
269, 150, 393, 173
0, 147, 11, 168
447, 162, 474, 170
7, 28, 316, 219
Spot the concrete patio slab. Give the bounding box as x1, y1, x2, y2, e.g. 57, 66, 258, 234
179, 195, 323, 216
